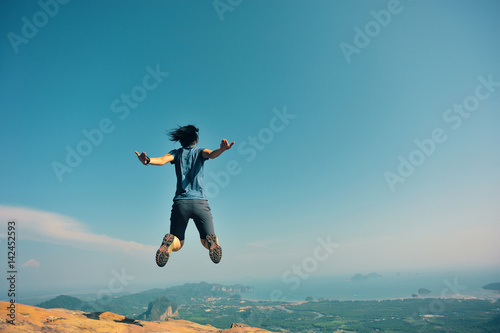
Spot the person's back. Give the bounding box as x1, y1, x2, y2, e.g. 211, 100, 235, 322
169, 146, 208, 200
135, 125, 234, 267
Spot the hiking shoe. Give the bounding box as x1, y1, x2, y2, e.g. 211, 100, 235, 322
156, 234, 175, 267
206, 233, 222, 264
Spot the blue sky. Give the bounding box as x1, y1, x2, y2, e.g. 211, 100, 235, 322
1, 0, 499, 301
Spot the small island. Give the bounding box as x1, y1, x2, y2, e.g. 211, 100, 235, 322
351, 272, 381, 281
418, 288, 431, 295
482, 283, 500, 291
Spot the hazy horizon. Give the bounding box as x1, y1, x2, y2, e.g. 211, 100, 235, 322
11, 267, 500, 307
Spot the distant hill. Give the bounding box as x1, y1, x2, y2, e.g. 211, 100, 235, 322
37, 282, 252, 319
0, 301, 272, 333
138, 296, 178, 321
482, 283, 500, 291
37, 295, 86, 310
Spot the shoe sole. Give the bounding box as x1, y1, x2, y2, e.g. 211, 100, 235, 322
156, 234, 174, 267
206, 234, 222, 264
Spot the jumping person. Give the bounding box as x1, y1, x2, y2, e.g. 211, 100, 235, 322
134, 125, 234, 267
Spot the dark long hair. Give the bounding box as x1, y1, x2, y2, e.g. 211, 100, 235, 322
167, 125, 199, 147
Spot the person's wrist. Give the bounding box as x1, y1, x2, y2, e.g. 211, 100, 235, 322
145, 156, 150, 165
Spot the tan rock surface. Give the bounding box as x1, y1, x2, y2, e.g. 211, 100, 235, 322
0, 301, 274, 333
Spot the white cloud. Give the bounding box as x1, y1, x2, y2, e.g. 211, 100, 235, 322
0, 205, 156, 253
22, 259, 40, 268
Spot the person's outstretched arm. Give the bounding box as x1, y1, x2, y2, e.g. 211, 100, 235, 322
202, 139, 235, 159
134, 151, 174, 165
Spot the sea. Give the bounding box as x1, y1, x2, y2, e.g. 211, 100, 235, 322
238, 269, 500, 302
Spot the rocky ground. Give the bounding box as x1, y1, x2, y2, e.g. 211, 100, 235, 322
0, 301, 274, 333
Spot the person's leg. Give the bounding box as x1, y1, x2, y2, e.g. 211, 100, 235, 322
205, 233, 222, 264
156, 201, 189, 267
173, 239, 184, 252
155, 234, 174, 267
200, 235, 222, 249
192, 200, 222, 263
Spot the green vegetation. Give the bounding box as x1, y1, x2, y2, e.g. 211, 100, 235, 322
173, 297, 500, 332
37, 282, 500, 332
37, 295, 87, 310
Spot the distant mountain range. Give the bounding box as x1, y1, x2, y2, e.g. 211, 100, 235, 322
37, 282, 253, 319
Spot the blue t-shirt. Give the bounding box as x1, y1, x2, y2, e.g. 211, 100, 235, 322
169, 146, 208, 201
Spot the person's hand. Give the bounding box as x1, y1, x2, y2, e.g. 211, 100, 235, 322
220, 139, 235, 151
135, 151, 149, 164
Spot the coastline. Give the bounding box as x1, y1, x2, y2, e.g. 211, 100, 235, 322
241, 293, 499, 304
241, 288, 500, 303
238, 270, 500, 303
